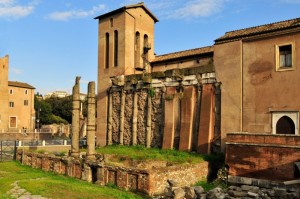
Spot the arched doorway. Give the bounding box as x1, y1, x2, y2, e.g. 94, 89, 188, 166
276, 116, 295, 134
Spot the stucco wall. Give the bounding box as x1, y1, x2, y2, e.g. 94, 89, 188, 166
214, 41, 242, 151
242, 32, 300, 133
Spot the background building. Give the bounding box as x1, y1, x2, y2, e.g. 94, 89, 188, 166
0, 55, 35, 132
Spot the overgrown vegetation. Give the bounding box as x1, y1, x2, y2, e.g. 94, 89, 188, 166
96, 145, 222, 164
0, 161, 144, 199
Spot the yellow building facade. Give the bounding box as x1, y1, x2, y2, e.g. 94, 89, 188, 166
0, 55, 35, 133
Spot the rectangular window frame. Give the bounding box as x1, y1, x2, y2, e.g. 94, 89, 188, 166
276, 42, 295, 72
9, 101, 14, 108
24, 100, 28, 106
9, 89, 13, 94
25, 90, 28, 95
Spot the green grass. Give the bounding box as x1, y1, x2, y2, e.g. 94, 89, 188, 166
195, 179, 226, 191
0, 161, 145, 199
96, 145, 212, 164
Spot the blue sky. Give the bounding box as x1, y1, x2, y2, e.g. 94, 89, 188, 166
1, 0, 300, 95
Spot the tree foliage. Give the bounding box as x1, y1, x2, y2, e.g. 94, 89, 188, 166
34, 95, 88, 125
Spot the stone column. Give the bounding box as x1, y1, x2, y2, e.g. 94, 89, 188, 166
146, 90, 152, 148
107, 91, 113, 145
132, 90, 138, 145
119, 89, 125, 145
71, 76, 81, 157
87, 81, 96, 158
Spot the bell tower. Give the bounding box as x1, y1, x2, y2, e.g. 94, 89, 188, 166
0, 55, 9, 132
95, 2, 159, 146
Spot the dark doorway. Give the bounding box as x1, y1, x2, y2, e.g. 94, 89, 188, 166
276, 116, 295, 134
91, 167, 98, 183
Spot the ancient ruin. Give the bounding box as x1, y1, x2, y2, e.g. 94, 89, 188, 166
71, 76, 81, 157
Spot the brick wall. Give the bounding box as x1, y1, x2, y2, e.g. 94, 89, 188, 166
17, 150, 209, 196
226, 133, 300, 181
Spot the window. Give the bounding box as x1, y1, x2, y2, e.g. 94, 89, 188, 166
9, 117, 17, 128
105, 33, 109, 69
114, 30, 118, 67
9, 89, 13, 94
110, 18, 113, 27
9, 101, 14, 107
143, 34, 149, 68
24, 100, 28, 106
276, 43, 294, 71
25, 90, 28, 95
276, 116, 295, 134
272, 111, 299, 135
135, 32, 141, 68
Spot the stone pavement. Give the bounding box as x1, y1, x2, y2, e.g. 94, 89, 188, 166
7, 180, 50, 199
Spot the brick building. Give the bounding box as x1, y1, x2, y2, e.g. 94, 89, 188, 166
95, 3, 300, 180
0, 55, 35, 133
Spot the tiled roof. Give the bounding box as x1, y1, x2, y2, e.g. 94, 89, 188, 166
151, 46, 213, 63
215, 17, 300, 44
8, 81, 35, 89
94, 2, 158, 22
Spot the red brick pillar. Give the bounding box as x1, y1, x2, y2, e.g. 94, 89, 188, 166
162, 87, 176, 149
197, 84, 215, 154
179, 86, 195, 151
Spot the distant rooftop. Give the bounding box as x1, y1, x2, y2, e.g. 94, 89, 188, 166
215, 17, 300, 44
8, 81, 35, 89
152, 46, 213, 64
94, 2, 159, 23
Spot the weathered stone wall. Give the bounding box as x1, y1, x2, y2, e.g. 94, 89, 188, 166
137, 90, 148, 145
124, 92, 133, 145
107, 67, 220, 153
150, 161, 209, 195
151, 90, 163, 148
112, 91, 121, 143
226, 133, 300, 181
17, 150, 209, 196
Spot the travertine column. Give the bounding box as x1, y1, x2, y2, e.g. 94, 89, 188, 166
87, 81, 96, 158
162, 87, 176, 149
197, 83, 215, 154
146, 91, 152, 148
132, 90, 138, 145
71, 76, 81, 157
179, 86, 195, 151
107, 91, 113, 145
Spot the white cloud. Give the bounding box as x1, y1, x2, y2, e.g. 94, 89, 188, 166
165, 0, 225, 19
0, 0, 13, 5
0, 0, 35, 19
10, 67, 23, 75
47, 4, 106, 21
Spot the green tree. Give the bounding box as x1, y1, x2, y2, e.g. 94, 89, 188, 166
45, 96, 72, 123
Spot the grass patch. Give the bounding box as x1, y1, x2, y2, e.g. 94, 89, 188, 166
96, 145, 208, 164
0, 161, 144, 199
195, 179, 226, 191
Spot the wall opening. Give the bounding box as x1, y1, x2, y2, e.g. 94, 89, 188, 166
276, 116, 295, 134
114, 30, 118, 67
105, 33, 110, 69
272, 111, 298, 135
91, 166, 98, 183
